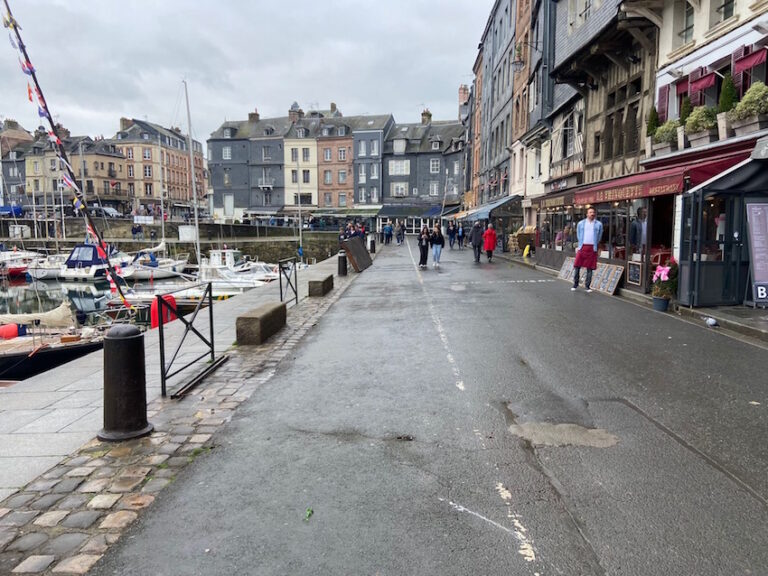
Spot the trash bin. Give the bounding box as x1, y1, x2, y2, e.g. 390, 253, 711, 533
338, 250, 347, 276
98, 325, 154, 441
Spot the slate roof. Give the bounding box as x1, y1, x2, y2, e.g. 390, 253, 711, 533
209, 113, 394, 141
384, 121, 465, 155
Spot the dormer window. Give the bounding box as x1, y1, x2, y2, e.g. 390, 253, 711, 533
322, 127, 331, 136
393, 139, 406, 155
297, 128, 307, 138
431, 141, 440, 150
264, 126, 274, 136
337, 127, 346, 136
141, 133, 149, 140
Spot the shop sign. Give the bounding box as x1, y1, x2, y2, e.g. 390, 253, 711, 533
539, 193, 574, 210
746, 200, 768, 304
575, 174, 682, 205
551, 179, 569, 192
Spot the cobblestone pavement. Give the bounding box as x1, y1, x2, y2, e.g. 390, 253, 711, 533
0, 271, 356, 575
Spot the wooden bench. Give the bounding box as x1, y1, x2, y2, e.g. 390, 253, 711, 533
235, 302, 286, 345
308, 274, 334, 297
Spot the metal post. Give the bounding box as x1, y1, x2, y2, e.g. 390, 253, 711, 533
158, 134, 166, 245
293, 259, 298, 305
279, 265, 284, 301
208, 282, 214, 362
158, 295, 167, 397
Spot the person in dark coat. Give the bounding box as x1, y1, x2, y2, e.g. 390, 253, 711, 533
447, 222, 456, 249
483, 223, 498, 262
469, 221, 483, 263
417, 225, 430, 268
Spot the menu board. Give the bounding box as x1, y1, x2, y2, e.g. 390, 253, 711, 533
558, 257, 624, 295
745, 201, 768, 303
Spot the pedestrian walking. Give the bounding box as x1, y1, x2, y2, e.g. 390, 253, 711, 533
572, 207, 603, 293
396, 221, 404, 245
469, 221, 483, 263
457, 224, 465, 250
417, 225, 430, 268
338, 226, 346, 247
447, 222, 456, 249
384, 221, 393, 245
430, 223, 445, 268
483, 223, 497, 262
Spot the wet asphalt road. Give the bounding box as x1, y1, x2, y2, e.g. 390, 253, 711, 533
91, 239, 768, 576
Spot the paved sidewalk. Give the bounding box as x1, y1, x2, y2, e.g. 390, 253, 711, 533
0, 255, 342, 501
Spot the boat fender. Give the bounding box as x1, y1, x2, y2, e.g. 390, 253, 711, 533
0, 324, 19, 340
150, 295, 178, 329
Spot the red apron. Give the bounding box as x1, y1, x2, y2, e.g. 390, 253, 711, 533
574, 244, 598, 270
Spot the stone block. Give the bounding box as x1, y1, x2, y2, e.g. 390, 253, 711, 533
87, 494, 120, 510
236, 302, 286, 345
7, 531, 48, 552
11, 555, 55, 573
99, 510, 137, 530
308, 274, 334, 297
33, 511, 68, 527
52, 554, 102, 574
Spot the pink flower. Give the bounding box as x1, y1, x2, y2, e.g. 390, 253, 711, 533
653, 265, 670, 283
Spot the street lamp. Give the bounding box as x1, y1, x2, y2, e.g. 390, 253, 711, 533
295, 158, 303, 263
511, 41, 542, 73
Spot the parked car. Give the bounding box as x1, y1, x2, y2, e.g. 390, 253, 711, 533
0, 205, 24, 218
89, 206, 122, 218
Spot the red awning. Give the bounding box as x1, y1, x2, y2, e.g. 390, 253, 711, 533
689, 72, 716, 94
676, 79, 689, 95
574, 154, 748, 206
734, 48, 767, 75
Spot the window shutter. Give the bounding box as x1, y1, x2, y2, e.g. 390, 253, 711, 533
688, 68, 704, 106
657, 84, 670, 123
732, 45, 751, 97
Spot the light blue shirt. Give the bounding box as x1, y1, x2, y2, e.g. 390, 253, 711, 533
577, 218, 603, 250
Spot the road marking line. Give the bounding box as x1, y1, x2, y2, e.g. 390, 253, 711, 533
495, 482, 537, 563
407, 239, 466, 392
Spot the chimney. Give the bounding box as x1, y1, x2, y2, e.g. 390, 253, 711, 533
330, 102, 337, 113
421, 108, 432, 125
459, 84, 469, 105
119, 117, 132, 131
288, 102, 304, 123
248, 108, 260, 123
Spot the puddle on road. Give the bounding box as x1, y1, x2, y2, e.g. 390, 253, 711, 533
507, 421, 618, 448
498, 391, 619, 448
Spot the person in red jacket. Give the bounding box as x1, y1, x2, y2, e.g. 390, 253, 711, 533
483, 223, 498, 262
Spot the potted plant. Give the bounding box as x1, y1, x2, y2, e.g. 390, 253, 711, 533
728, 81, 768, 136
652, 120, 679, 156
685, 106, 719, 147
717, 73, 738, 139
651, 258, 678, 312
677, 96, 692, 149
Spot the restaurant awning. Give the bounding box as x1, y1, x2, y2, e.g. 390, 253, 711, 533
465, 194, 521, 221
574, 154, 748, 205
442, 205, 461, 217
378, 205, 429, 218
734, 48, 767, 76
690, 72, 716, 94
685, 137, 768, 196
421, 206, 443, 218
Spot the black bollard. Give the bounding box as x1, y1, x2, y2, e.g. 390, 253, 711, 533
379, 231, 384, 244
98, 324, 154, 442
370, 237, 376, 253
338, 250, 347, 276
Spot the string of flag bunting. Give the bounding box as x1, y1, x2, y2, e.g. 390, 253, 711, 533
2, 0, 130, 304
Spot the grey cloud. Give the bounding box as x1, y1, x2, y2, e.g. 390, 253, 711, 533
1, 0, 493, 144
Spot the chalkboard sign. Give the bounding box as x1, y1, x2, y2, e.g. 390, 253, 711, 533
557, 257, 624, 295
342, 236, 372, 272
626, 261, 642, 286
745, 200, 768, 303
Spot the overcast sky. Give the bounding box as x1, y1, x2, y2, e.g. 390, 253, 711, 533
2, 0, 492, 148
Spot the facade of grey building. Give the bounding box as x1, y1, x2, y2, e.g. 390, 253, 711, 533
352, 115, 394, 205
479, 0, 516, 206
1, 143, 30, 207
208, 113, 292, 219
381, 118, 465, 209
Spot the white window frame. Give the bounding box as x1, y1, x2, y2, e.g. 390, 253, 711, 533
338, 193, 347, 207
222, 146, 232, 160
290, 148, 298, 162
359, 140, 367, 156
358, 164, 366, 183
370, 163, 379, 180
324, 148, 332, 161
392, 182, 407, 197
370, 186, 378, 203
430, 158, 440, 174
262, 146, 271, 161
324, 170, 332, 185
429, 181, 439, 196
370, 139, 379, 156
144, 165, 152, 178
302, 148, 310, 162
128, 165, 134, 178
338, 148, 346, 161
431, 141, 440, 150
338, 170, 347, 184
143, 147, 152, 160
126, 148, 134, 159
388, 159, 410, 176
359, 186, 367, 203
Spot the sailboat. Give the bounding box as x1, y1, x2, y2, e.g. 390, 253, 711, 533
120, 241, 189, 280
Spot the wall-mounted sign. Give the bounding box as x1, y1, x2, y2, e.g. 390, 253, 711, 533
745, 200, 768, 304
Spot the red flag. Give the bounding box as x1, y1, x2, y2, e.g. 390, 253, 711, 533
110, 180, 117, 188
27, 82, 32, 102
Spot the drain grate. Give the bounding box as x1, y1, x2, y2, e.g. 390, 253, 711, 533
395, 435, 414, 441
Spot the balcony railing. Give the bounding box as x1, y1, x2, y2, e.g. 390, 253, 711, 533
258, 177, 275, 189
550, 153, 584, 179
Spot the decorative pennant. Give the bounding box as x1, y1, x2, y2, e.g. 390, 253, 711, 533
18, 56, 33, 75
27, 82, 32, 102
61, 172, 78, 190
37, 105, 46, 118
8, 31, 16, 49
47, 131, 61, 145
58, 156, 73, 171
73, 197, 85, 210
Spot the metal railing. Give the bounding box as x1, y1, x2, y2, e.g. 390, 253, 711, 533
278, 257, 298, 305
157, 282, 228, 399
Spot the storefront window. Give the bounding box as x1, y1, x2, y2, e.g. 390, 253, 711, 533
628, 199, 649, 262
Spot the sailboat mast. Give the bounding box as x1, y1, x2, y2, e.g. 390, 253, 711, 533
157, 133, 165, 247
182, 80, 201, 268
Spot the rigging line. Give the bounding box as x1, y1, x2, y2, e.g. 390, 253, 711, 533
3, 0, 128, 303
0, 131, 28, 251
